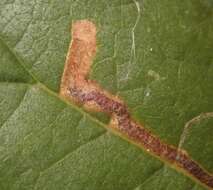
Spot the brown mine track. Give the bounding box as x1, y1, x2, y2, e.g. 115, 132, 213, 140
60, 20, 213, 189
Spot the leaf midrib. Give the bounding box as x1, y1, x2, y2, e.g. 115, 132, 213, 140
0, 35, 209, 188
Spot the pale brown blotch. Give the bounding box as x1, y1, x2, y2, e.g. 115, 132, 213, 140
60, 20, 123, 110
60, 20, 97, 103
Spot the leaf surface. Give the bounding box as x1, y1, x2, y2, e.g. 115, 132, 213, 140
0, 0, 213, 189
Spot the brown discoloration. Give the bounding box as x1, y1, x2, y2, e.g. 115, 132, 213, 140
60, 20, 97, 104
60, 20, 213, 189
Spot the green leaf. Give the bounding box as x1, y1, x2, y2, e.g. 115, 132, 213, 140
0, 0, 212, 190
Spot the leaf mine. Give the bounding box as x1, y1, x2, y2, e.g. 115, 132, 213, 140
60, 20, 213, 189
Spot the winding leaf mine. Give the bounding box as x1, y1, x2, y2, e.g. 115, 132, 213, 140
60, 20, 213, 189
